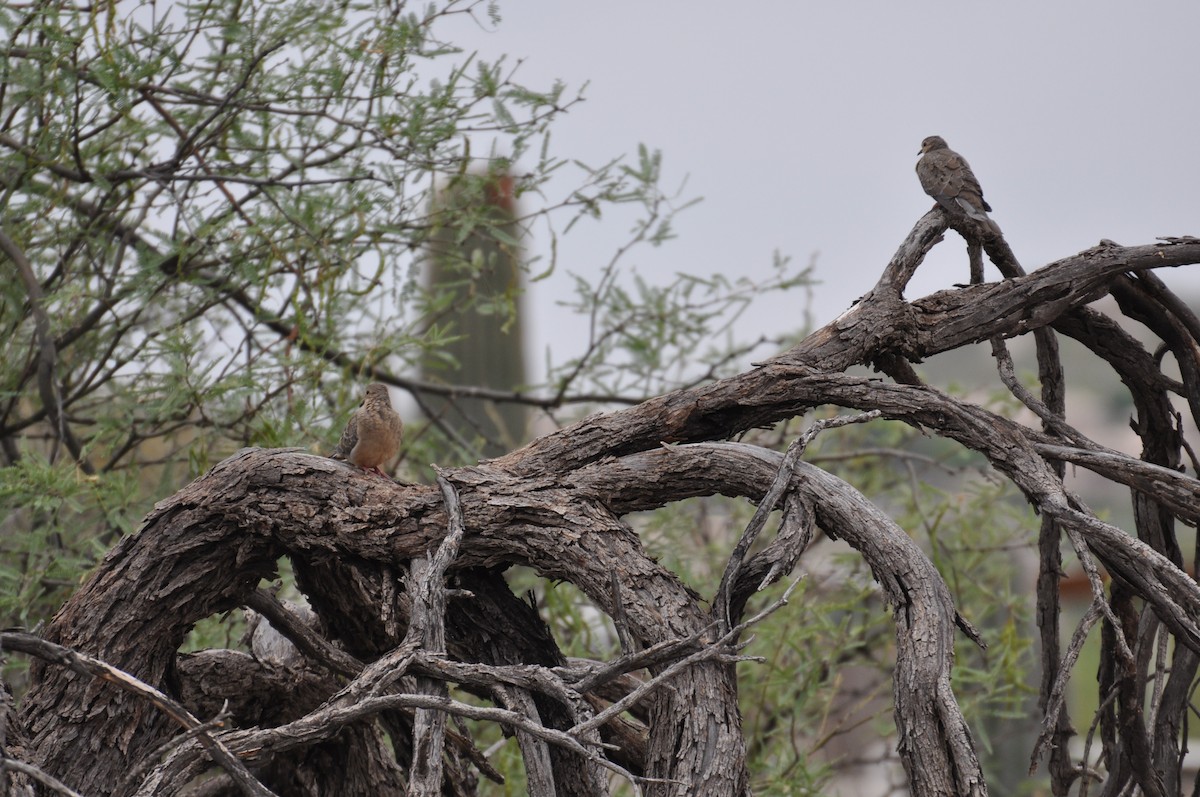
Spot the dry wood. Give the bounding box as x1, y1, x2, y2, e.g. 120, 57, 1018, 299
8, 215, 1200, 796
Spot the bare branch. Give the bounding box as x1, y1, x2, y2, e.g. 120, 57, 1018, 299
1, 632, 275, 797
714, 410, 880, 633
405, 470, 466, 795
0, 757, 87, 797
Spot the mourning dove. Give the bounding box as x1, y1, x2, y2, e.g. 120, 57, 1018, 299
331, 383, 403, 477
916, 136, 1002, 237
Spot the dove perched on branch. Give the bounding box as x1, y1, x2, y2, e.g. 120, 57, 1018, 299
331, 383, 403, 477
916, 136, 1002, 238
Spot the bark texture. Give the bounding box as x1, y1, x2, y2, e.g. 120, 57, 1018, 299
8, 221, 1200, 796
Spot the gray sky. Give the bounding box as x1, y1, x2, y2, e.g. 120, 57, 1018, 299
445, 2, 1200, 371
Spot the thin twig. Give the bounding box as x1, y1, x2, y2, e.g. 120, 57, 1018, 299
1062, 523, 1135, 668
120, 705, 234, 792
567, 622, 717, 695
714, 411, 880, 632
991, 338, 1089, 446
0, 632, 276, 797
1031, 602, 1103, 772
0, 757, 87, 797
576, 577, 803, 737
244, 590, 363, 677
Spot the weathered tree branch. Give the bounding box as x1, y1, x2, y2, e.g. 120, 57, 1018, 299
2, 632, 275, 797
10, 225, 1200, 795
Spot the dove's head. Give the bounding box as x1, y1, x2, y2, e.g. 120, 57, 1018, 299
363, 382, 393, 406
919, 136, 949, 155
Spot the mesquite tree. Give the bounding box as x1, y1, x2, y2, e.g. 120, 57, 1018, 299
4, 2, 1200, 796
8, 227, 1200, 797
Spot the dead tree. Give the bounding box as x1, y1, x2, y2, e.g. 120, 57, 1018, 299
5, 212, 1200, 797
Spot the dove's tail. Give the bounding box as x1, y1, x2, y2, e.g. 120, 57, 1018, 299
955, 198, 1003, 238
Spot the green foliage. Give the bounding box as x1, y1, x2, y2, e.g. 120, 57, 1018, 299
635, 416, 1038, 793
555, 255, 809, 400
0, 0, 734, 622
0, 454, 135, 624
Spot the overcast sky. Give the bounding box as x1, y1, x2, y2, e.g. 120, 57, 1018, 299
442, 2, 1199, 372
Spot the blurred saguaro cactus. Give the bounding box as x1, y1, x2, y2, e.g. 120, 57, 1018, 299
420, 167, 529, 459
